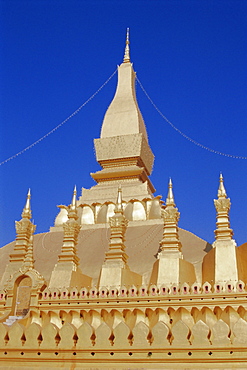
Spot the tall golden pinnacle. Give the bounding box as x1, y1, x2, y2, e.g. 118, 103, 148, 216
57, 186, 80, 266
214, 173, 233, 241
21, 188, 32, 219
149, 178, 196, 288
123, 28, 130, 63
11, 189, 36, 266
105, 187, 128, 265
99, 187, 142, 289
49, 185, 92, 288
160, 179, 181, 252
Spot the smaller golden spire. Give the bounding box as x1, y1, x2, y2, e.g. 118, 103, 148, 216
166, 178, 175, 206
21, 188, 32, 219
104, 186, 128, 266
214, 174, 233, 241
12, 189, 36, 267
123, 28, 130, 63
218, 173, 227, 198
160, 179, 181, 252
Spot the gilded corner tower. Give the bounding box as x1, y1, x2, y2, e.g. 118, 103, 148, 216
1, 31, 247, 369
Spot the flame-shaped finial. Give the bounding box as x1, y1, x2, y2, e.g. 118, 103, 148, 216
22, 188, 32, 219
166, 178, 175, 206
71, 185, 77, 211
115, 185, 123, 214
218, 173, 227, 198
123, 28, 130, 63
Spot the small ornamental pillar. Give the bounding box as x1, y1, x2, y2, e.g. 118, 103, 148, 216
58, 186, 80, 267
104, 186, 128, 267
49, 186, 91, 289
202, 174, 239, 284
0, 189, 37, 290
159, 179, 182, 255
150, 179, 195, 288
11, 189, 36, 265
214, 173, 233, 242
213, 174, 238, 283
0, 190, 46, 302
99, 186, 141, 289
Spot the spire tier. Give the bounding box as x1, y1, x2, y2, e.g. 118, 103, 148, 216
100, 62, 148, 141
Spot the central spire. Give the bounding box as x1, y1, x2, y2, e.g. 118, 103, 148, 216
79, 30, 155, 204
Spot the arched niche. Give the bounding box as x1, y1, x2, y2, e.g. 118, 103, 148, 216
124, 202, 133, 220
132, 201, 146, 221
106, 203, 115, 222
15, 275, 32, 316
148, 198, 162, 219
124, 201, 146, 221
5, 268, 46, 318
97, 204, 107, 223
80, 205, 94, 225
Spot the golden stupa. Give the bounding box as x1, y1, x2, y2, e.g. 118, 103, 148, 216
1, 30, 247, 370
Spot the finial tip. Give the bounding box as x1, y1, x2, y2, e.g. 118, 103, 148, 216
123, 28, 130, 63
115, 185, 123, 213
22, 188, 32, 219
166, 178, 175, 206
218, 173, 227, 198
70, 185, 77, 211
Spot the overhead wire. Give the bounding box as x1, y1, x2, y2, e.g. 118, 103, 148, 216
136, 76, 247, 160
0, 69, 117, 166
1, 67, 246, 165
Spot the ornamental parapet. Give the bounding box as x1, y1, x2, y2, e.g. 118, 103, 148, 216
39, 280, 246, 302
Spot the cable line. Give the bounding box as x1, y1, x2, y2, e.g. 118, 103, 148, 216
0, 69, 117, 166
1, 68, 246, 165
136, 76, 247, 160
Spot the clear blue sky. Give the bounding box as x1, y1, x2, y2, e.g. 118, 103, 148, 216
0, 0, 246, 247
